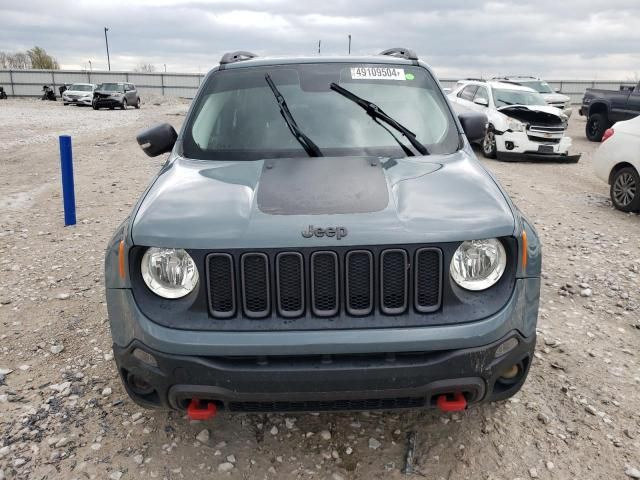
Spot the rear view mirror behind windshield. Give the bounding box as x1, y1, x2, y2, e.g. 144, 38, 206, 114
136, 123, 178, 157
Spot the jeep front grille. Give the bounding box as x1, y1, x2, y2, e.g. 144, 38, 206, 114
206, 247, 442, 320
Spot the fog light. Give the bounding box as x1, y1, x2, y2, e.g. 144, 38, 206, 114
133, 348, 158, 367
126, 373, 155, 396
501, 364, 520, 379
494, 337, 519, 358
505, 141, 515, 150
497, 362, 524, 386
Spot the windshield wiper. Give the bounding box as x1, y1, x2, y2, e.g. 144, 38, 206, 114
329, 83, 428, 156
265, 73, 322, 157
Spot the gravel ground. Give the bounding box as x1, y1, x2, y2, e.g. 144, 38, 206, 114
0, 98, 639, 480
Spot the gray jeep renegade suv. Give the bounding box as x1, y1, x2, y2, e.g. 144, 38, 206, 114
105, 49, 541, 417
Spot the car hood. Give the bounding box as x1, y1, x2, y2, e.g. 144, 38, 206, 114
65, 90, 92, 95
497, 104, 566, 125
131, 151, 516, 249
541, 92, 570, 103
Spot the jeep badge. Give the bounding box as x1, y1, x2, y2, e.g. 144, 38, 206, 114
301, 225, 348, 240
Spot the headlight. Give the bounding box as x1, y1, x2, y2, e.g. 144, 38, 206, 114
141, 248, 199, 299
450, 239, 507, 291
507, 119, 524, 132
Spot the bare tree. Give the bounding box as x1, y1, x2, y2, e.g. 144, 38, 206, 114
134, 63, 156, 73
0, 47, 59, 69
27, 47, 59, 69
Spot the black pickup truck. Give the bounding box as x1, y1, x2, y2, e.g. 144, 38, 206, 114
580, 82, 640, 141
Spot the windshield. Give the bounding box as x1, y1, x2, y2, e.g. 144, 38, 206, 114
70, 84, 92, 91
519, 80, 553, 94
100, 83, 124, 92
493, 88, 547, 107
183, 63, 460, 160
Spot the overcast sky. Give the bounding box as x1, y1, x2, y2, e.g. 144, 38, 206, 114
1, 0, 639, 79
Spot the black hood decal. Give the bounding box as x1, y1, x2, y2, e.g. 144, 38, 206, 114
257, 156, 389, 215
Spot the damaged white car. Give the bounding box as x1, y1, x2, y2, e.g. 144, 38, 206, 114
449, 80, 580, 162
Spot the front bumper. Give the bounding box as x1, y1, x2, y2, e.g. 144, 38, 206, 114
107, 277, 540, 412
63, 95, 92, 105
495, 130, 580, 162
94, 97, 124, 108
114, 331, 535, 413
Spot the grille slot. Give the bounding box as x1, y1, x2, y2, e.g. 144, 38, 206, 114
346, 250, 374, 316
276, 252, 304, 317
206, 253, 236, 318
380, 249, 408, 315
240, 253, 270, 318
310, 251, 339, 317
414, 248, 442, 312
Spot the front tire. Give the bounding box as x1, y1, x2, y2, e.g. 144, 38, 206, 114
586, 113, 608, 142
121, 99, 127, 110
610, 167, 640, 212
63, 102, 69, 106
482, 129, 498, 159
134, 97, 140, 109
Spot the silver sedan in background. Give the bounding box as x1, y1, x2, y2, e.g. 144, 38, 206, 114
62, 83, 96, 106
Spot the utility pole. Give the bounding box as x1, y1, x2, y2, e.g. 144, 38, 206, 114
88, 60, 92, 71
348, 34, 351, 55
104, 27, 111, 71
318, 40, 321, 54
164, 63, 167, 72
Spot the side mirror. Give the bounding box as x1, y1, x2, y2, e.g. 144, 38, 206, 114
458, 111, 487, 143
473, 97, 489, 107
136, 123, 178, 157
554, 88, 561, 93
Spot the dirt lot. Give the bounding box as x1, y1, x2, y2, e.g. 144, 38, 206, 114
0, 98, 639, 480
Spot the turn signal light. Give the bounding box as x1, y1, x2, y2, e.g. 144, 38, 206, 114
521, 230, 528, 270
118, 240, 125, 279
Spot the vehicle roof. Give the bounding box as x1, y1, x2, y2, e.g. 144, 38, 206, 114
460, 79, 537, 92
496, 75, 539, 81
221, 55, 417, 70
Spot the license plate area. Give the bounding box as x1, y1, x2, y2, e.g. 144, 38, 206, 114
538, 145, 554, 154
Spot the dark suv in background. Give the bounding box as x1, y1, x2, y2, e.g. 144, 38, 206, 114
93, 82, 141, 110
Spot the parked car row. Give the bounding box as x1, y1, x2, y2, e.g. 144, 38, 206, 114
448, 79, 580, 163
61, 82, 141, 110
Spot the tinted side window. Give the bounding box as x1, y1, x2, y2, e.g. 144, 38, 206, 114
458, 85, 478, 101
474, 86, 489, 102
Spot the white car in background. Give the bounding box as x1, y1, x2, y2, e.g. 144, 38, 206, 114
448, 80, 580, 162
62, 83, 96, 106
593, 115, 640, 212
492, 76, 573, 118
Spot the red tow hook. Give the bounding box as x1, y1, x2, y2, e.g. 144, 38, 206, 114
436, 392, 467, 412
187, 399, 217, 421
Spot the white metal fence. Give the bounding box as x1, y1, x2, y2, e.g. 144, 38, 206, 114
0, 69, 633, 104
0, 69, 204, 99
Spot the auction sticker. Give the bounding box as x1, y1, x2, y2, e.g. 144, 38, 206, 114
351, 67, 406, 80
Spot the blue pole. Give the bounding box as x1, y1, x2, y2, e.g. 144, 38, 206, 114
59, 135, 76, 226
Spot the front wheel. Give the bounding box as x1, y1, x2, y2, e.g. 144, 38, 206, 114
134, 97, 140, 109
586, 113, 608, 142
121, 98, 127, 110
482, 129, 497, 159
610, 167, 640, 212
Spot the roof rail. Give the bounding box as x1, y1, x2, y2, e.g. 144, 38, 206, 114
219, 51, 258, 65
460, 77, 486, 83
378, 48, 418, 61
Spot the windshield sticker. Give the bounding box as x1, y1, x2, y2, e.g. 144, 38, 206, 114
405, 72, 415, 80
351, 67, 406, 81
